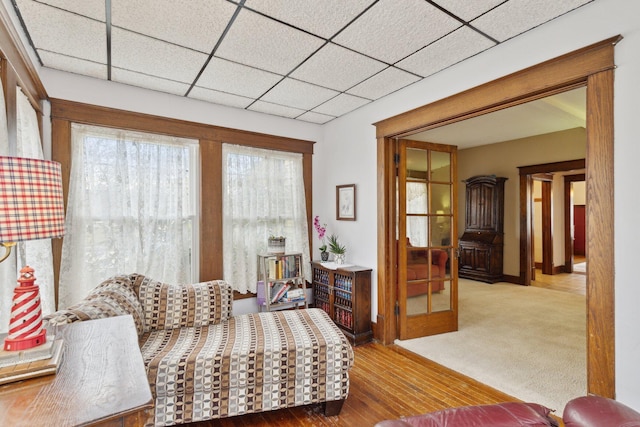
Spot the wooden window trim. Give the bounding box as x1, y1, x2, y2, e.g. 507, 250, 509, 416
50, 99, 315, 303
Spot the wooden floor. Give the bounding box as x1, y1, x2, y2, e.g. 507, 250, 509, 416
184, 342, 567, 426
531, 260, 586, 295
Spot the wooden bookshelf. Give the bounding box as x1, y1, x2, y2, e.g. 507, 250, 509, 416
311, 262, 372, 345
257, 253, 308, 312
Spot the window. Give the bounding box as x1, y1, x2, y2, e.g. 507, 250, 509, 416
58, 124, 199, 306
222, 144, 310, 293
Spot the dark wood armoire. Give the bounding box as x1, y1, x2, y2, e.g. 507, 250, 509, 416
458, 175, 507, 283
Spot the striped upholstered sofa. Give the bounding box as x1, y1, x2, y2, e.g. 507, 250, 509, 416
44, 273, 354, 426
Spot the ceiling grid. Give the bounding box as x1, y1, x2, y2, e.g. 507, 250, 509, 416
12, 0, 595, 124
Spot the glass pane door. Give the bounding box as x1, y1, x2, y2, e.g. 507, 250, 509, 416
397, 140, 458, 339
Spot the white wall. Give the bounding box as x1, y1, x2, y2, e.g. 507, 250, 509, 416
40, 68, 323, 144
317, 0, 640, 410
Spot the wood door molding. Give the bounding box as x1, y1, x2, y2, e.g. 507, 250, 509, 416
564, 174, 586, 272
375, 37, 617, 399
518, 159, 586, 284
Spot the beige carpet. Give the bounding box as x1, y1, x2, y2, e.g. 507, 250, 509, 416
396, 278, 586, 414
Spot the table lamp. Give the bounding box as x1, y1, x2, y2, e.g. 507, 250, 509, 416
0, 156, 65, 351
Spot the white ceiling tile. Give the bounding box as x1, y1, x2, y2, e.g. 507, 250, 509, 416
215, 8, 324, 75
248, 101, 306, 119
347, 67, 420, 100
39, 51, 107, 79
111, 0, 236, 53
111, 68, 190, 96
15, 0, 105, 63
244, 0, 374, 38
290, 43, 386, 92
261, 78, 339, 111
189, 87, 254, 109
431, 0, 505, 21
333, 0, 460, 64
111, 28, 208, 84
297, 111, 335, 125
396, 27, 496, 77
26, 0, 105, 21
198, 57, 282, 98
472, 0, 593, 42
313, 93, 370, 117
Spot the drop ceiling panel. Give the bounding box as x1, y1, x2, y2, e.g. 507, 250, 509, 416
214, 8, 324, 75
248, 100, 306, 119
111, 68, 190, 96
15, 0, 105, 64
189, 87, 254, 109
396, 27, 496, 77
111, 28, 208, 84
39, 51, 107, 80
197, 58, 283, 99
333, 0, 460, 64
261, 78, 339, 111
347, 66, 420, 100
290, 43, 386, 92
111, 0, 236, 53
297, 111, 336, 125
313, 93, 370, 117
472, 0, 593, 42
432, 0, 505, 21
244, 0, 375, 39
27, 0, 105, 21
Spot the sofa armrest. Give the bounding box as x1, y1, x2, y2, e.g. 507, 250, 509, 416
432, 249, 448, 273
44, 274, 145, 335
563, 396, 640, 427
136, 277, 233, 332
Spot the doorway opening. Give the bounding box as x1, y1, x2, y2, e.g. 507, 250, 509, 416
375, 37, 617, 398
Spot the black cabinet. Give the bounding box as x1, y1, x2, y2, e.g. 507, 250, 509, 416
458, 175, 507, 283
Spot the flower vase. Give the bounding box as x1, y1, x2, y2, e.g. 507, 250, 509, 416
321, 251, 329, 262
334, 253, 345, 265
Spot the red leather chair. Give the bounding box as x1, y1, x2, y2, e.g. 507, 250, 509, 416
374, 396, 640, 427
403, 239, 449, 297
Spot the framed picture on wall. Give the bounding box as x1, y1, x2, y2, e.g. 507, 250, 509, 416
336, 184, 356, 221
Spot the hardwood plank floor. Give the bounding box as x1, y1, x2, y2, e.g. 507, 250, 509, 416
531, 267, 586, 295
186, 342, 558, 427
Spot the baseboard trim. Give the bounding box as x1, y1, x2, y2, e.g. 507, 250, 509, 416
501, 274, 524, 285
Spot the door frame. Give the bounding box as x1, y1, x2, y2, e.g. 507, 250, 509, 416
374, 37, 618, 398
564, 173, 587, 273
519, 159, 586, 284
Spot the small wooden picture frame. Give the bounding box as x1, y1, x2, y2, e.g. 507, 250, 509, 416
336, 184, 356, 221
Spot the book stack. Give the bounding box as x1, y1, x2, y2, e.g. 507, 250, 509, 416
0, 335, 64, 385
271, 282, 291, 303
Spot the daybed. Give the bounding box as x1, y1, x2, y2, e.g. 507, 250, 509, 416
44, 274, 354, 426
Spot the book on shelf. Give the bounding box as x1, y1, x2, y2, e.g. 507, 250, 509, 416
271, 282, 291, 303
284, 288, 304, 302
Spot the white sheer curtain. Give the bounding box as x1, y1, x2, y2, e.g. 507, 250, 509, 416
15, 89, 56, 318
222, 144, 310, 293
406, 181, 428, 246
0, 78, 14, 333
59, 124, 198, 307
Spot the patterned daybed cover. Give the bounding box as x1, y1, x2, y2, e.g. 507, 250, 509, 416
45, 274, 354, 426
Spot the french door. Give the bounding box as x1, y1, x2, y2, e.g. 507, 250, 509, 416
397, 139, 458, 339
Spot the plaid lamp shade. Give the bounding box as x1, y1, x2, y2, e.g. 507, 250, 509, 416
0, 156, 65, 243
